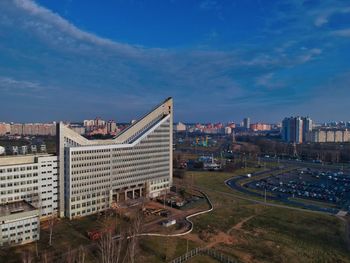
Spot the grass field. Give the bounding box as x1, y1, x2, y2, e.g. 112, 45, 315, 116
180, 169, 350, 263
1, 167, 349, 262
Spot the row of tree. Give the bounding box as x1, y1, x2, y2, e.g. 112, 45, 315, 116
236, 136, 350, 163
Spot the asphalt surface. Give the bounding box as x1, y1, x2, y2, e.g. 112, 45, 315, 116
225, 167, 340, 214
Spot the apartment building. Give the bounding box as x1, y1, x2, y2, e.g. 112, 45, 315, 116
282, 117, 313, 143
306, 129, 350, 143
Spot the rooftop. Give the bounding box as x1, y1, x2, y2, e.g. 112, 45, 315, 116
0, 201, 37, 217
0, 153, 54, 167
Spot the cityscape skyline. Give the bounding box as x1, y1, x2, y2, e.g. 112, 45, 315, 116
1, 1, 350, 261
1, 0, 350, 122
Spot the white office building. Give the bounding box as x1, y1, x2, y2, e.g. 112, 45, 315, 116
57, 98, 173, 219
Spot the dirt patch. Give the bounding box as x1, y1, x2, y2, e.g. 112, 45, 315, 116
205, 231, 236, 248
227, 215, 255, 235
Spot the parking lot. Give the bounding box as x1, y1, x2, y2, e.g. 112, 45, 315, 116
246, 168, 350, 210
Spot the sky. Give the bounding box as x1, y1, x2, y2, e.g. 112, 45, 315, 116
0, 0, 350, 123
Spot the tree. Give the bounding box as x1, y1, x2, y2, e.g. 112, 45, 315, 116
48, 209, 56, 246
126, 210, 143, 263
98, 231, 122, 263
21, 250, 33, 263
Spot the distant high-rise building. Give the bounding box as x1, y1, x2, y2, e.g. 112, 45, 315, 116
107, 120, 117, 134
83, 120, 94, 127
224, 127, 232, 134
282, 117, 312, 143
94, 117, 105, 127
175, 122, 186, 132
243, 118, 250, 129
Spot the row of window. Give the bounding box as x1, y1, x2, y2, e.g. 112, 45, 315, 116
0, 166, 39, 173
1, 173, 39, 180
70, 191, 108, 202
70, 205, 106, 217
2, 222, 37, 232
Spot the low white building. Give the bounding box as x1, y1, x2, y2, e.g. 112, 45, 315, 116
0, 201, 40, 246
0, 154, 58, 218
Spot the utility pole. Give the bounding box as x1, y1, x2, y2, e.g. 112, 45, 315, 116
264, 188, 267, 204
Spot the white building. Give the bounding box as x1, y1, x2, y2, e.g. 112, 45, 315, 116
57, 98, 173, 219
0, 201, 40, 246
175, 122, 186, 132
0, 154, 58, 218
224, 127, 232, 134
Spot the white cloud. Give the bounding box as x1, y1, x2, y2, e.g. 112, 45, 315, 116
0, 0, 346, 122
13, 0, 144, 57
331, 29, 350, 38
199, 0, 220, 10
314, 16, 328, 27
255, 73, 285, 90
313, 6, 350, 27
0, 76, 52, 98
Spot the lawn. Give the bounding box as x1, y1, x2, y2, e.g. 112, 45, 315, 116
183, 169, 350, 263
1, 166, 349, 263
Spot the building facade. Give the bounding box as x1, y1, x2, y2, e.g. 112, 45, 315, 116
306, 129, 350, 143
0, 201, 40, 246
282, 117, 312, 143
57, 98, 173, 219
0, 154, 58, 218
8, 123, 56, 136
250, 123, 271, 131
243, 118, 250, 129
0, 154, 58, 246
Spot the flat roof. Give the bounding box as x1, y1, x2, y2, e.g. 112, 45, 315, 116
0, 201, 37, 217
0, 154, 54, 167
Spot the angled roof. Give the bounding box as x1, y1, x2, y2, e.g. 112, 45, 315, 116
58, 97, 173, 147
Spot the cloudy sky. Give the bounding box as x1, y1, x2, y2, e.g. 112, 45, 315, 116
0, 0, 349, 123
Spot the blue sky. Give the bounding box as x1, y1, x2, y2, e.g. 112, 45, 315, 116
0, 0, 349, 123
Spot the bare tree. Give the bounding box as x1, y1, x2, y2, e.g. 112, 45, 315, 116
65, 247, 76, 263
48, 209, 56, 246
21, 250, 33, 263
126, 210, 143, 263
98, 231, 122, 263
76, 245, 86, 263
40, 250, 53, 263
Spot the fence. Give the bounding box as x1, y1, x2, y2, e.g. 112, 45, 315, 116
170, 247, 239, 263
